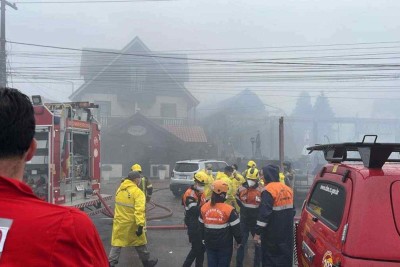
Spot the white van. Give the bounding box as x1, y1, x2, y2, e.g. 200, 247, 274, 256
169, 159, 228, 197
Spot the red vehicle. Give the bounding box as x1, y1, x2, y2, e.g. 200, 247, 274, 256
295, 135, 400, 267
24, 96, 112, 216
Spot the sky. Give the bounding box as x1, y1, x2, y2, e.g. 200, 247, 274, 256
6, 0, 400, 117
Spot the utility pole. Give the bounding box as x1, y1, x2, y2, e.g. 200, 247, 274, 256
279, 116, 284, 172
1, 0, 17, 87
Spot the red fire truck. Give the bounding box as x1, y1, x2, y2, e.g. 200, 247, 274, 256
24, 96, 112, 216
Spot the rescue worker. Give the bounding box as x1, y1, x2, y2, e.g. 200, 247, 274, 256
231, 164, 246, 194
0, 87, 109, 266
131, 163, 153, 202
254, 165, 295, 267
235, 170, 264, 267
215, 166, 236, 209
199, 180, 242, 267
202, 163, 215, 200
182, 172, 208, 267
242, 160, 259, 182
109, 171, 158, 267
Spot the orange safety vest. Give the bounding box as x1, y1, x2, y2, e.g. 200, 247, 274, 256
200, 202, 237, 229
265, 182, 294, 211
237, 185, 264, 208
182, 188, 206, 211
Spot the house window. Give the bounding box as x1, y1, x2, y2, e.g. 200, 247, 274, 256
160, 103, 177, 118
130, 66, 146, 93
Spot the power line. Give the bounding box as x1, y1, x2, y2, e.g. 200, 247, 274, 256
15, 0, 174, 3
7, 40, 400, 67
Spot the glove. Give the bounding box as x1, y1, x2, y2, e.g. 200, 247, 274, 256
136, 226, 143, 237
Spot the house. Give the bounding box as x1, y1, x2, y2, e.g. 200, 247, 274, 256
198, 89, 269, 165
70, 37, 212, 177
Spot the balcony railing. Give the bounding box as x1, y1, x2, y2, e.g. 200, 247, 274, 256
149, 117, 188, 126
99, 115, 188, 128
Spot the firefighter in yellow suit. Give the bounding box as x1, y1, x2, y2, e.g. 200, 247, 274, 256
109, 171, 158, 267
215, 166, 239, 210
131, 164, 153, 203
200, 163, 215, 200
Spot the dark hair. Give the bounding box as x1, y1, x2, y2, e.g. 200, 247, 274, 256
128, 171, 141, 180
224, 166, 234, 173
210, 192, 226, 206
0, 88, 35, 159
232, 164, 238, 170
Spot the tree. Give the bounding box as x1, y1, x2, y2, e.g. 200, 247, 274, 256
288, 92, 314, 156
291, 91, 313, 117
313, 92, 335, 118
312, 92, 335, 145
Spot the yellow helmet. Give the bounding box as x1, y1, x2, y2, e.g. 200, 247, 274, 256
246, 168, 259, 180
131, 163, 142, 172
247, 160, 256, 168
211, 180, 229, 194
279, 172, 285, 184
194, 172, 208, 185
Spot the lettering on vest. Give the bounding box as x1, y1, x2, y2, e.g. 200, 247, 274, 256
205, 208, 225, 222
266, 183, 293, 209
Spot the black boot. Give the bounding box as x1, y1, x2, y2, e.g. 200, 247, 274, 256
142, 258, 158, 267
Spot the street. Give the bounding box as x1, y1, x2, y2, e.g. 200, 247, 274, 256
92, 178, 273, 267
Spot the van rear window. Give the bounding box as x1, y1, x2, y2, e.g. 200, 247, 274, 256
307, 181, 345, 230
174, 163, 199, 172
207, 162, 228, 172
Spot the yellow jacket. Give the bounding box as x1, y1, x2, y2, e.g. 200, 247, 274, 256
215, 172, 237, 208
200, 169, 215, 200
111, 179, 147, 247
232, 171, 246, 193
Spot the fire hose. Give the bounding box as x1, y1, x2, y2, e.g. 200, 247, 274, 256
98, 188, 186, 230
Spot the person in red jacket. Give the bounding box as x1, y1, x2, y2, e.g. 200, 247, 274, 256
0, 88, 109, 267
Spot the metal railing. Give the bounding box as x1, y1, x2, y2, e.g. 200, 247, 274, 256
99, 115, 189, 128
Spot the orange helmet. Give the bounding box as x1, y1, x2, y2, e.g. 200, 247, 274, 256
211, 180, 229, 194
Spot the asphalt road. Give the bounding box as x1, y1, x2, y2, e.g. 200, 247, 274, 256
92, 178, 301, 267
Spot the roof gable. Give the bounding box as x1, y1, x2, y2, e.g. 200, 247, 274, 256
72, 37, 198, 105
104, 112, 184, 144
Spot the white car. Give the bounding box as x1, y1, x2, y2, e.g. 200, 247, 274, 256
169, 159, 228, 197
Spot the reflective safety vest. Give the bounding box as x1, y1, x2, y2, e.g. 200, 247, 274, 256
182, 186, 206, 234
182, 187, 206, 211
265, 182, 293, 211
141, 176, 153, 199
199, 201, 242, 249
237, 185, 264, 208
199, 202, 239, 229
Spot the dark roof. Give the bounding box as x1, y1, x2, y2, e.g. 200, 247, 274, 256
71, 36, 197, 105
103, 112, 184, 144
